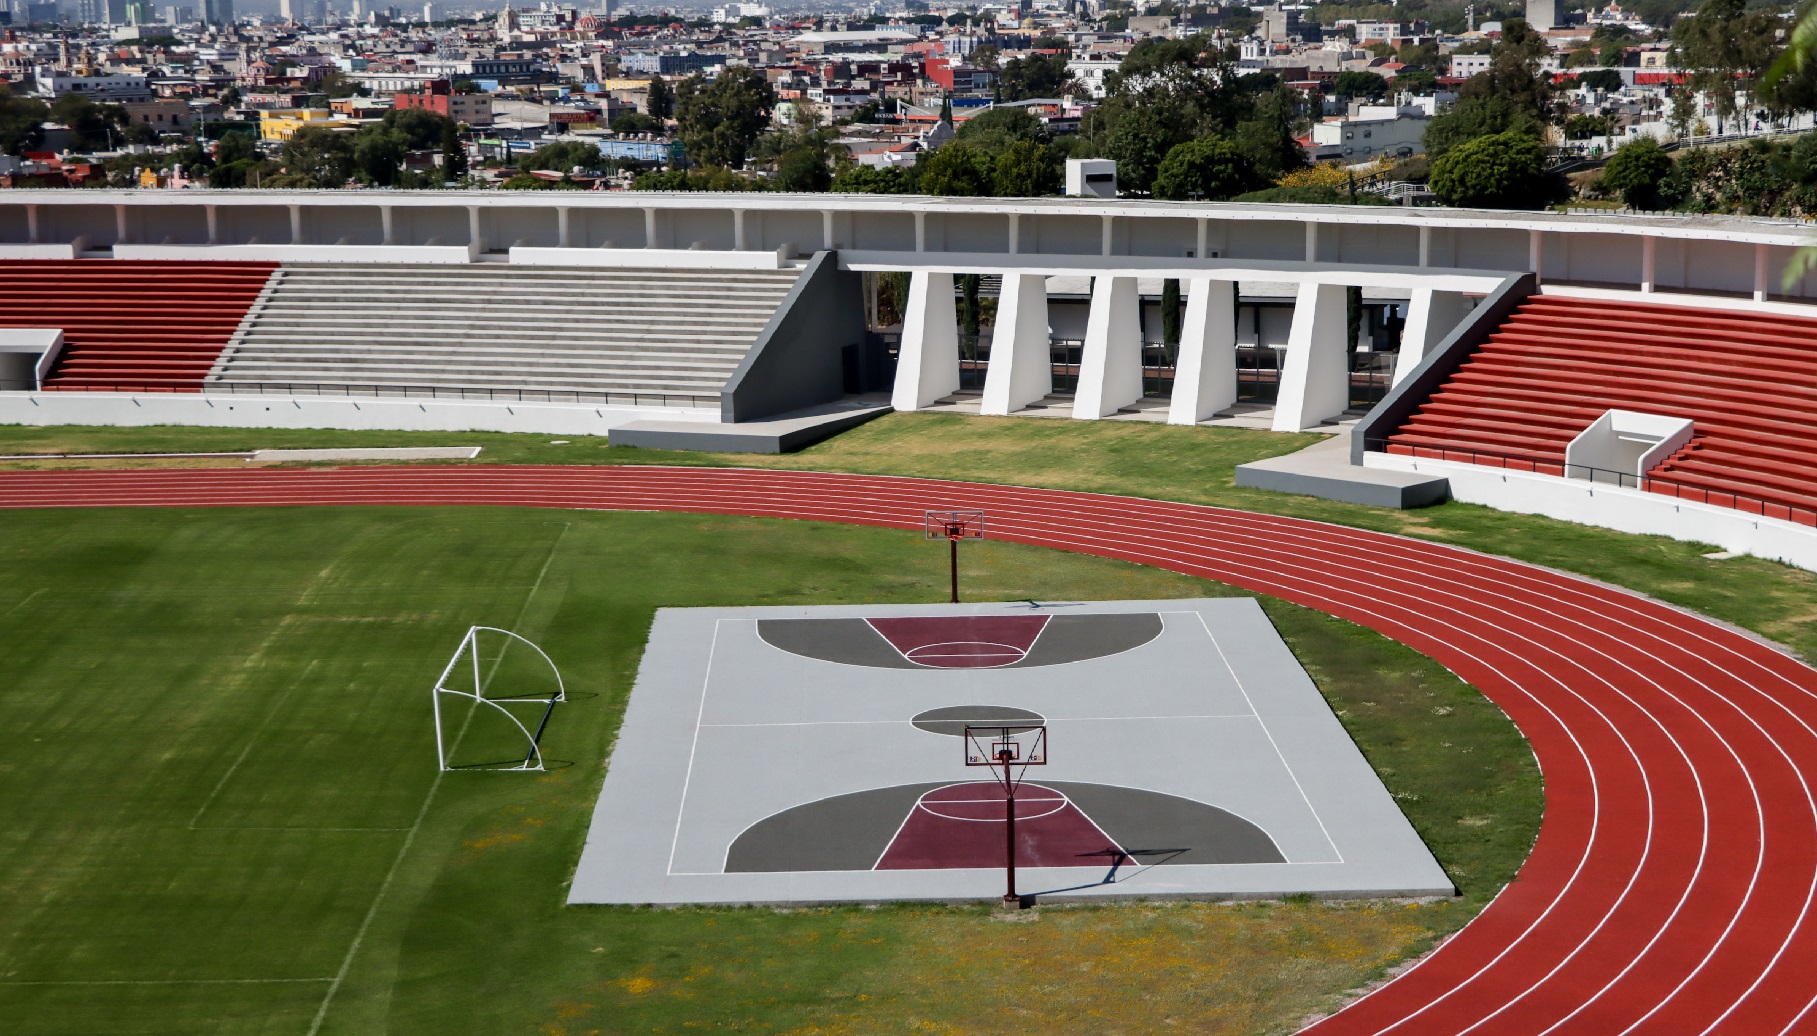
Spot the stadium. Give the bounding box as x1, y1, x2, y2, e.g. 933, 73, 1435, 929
1, 188, 1815, 1034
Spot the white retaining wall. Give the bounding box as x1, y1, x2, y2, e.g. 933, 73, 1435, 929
1367, 452, 1817, 572
0, 391, 717, 438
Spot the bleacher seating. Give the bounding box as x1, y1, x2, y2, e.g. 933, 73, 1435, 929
0, 260, 277, 392
1384, 294, 1817, 519
208, 264, 802, 406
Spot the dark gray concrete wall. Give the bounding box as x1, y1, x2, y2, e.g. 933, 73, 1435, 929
721, 251, 873, 423
1350, 272, 1538, 465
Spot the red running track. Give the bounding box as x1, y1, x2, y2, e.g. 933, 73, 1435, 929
3, 464, 1816, 1035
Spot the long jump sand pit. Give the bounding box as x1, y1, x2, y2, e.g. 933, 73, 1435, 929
570, 599, 1453, 906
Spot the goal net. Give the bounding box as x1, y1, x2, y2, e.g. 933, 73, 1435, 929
431, 626, 565, 771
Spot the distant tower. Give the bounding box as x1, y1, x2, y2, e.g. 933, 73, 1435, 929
1524, 0, 1563, 30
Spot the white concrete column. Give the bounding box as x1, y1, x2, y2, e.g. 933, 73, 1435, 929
914, 211, 926, 252
1755, 243, 1770, 302
1073, 276, 1143, 420
205, 204, 218, 245
1304, 222, 1319, 262
1272, 281, 1350, 432
980, 273, 1052, 416
821, 210, 834, 251
467, 206, 484, 253
1100, 214, 1115, 256
557, 206, 571, 248
114, 205, 129, 245
733, 209, 746, 250
288, 204, 302, 245
891, 271, 960, 411
1529, 229, 1543, 283
26, 204, 39, 244
1195, 218, 1208, 260
1008, 213, 1021, 254
380, 205, 395, 246
1641, 236, 1656, 293
1394, 288, 1471, 386
1169, 278, 1237, 425
643, 208, 657, 248
1418, 225, 1431, 267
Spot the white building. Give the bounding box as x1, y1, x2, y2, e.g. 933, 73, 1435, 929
32, 68, 151, 102
1065, 56, 1120, 98
1308, 106, 1429, 163
712, 2, 769, 22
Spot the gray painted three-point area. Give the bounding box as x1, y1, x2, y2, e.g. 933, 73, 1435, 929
568, 598, 1455, 906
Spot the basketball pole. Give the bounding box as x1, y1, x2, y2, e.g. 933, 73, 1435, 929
949, 534, 960, 604
1000, 746, 1017, 902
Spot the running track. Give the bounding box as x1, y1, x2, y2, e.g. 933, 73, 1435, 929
3, 464, 1815, 1035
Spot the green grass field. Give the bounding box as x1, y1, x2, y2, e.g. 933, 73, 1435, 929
0, 504, 1538, 1035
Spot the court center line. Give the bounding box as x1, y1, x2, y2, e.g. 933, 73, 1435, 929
1195, 610, 1344, 864
699, 714, 1258, 728
305, 521, 569, 1036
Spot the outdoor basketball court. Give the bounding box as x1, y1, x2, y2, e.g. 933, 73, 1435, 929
569, 598, 1454, 905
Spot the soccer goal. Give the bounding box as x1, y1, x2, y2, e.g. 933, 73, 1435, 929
430, 626, 565, 771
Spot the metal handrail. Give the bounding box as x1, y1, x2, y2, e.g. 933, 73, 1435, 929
28, 381, 719, 409
1364, 438, 1817, 528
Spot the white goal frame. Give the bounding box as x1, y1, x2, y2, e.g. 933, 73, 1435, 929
431, 625, 566, 771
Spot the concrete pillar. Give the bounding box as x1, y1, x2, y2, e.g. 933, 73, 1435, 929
891, 271, 960, 411
1195, 218, 1208, 260
1304, 222, 1319, 262
914, 211, 926, 252
1641, 236, 1656, 293
26, 204, 39, 245
1073, 276, 1143, 420
734, 209, 746, 250
205, 205, 218, 245
1529, 229, 1543, 284
1008, 213, 1020, 254
467, 206, 484, 253
288, 205, 302, 245
557, 206, 571, 248
980, 273, 1052, 416
1272, 281, 1349, 432
643, 208, 657, 248
114, 205, 129, 246
821, 210, 834, 251
1100, 214, 1115, 257
380, 205, 395, 247
1418, 226, 1431, 267
1394, 288, 1471, 386
1169, 278, 1236, 425
1755, 243, 1770, 302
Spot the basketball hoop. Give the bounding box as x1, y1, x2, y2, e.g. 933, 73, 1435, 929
964, 723, 1046, 905
924, 510, 984, 603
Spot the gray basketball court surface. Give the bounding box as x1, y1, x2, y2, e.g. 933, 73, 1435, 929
569, 598, 1454, 906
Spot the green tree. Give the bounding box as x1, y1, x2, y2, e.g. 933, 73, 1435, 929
917, 143, 995, 196
1429, 130, 1558, 209
1575, 69, 1626, 92
218, 85, 241, 107
1151, 136, 1265, 201
645, 74, 674, 120
317, 70, 361, 100
1332, 70, 1389, 99
1423, 94, 1546, 158
440, 121, 467, 182
278, 125, 356, 187
953, 105, 1048, 156
997, 53, 1071, 100
612, 111, 661, 135
519, 140, 603, 174
1395, 70, 1439, 95
992, 138, 1060, 196
0, 85, 50, 155
1601, 137, 1674, 209
48, 94, 124, 151
830, 164, 914, 193
674, 66, 777, 170
380, 107, 454, 149
1455, 18, 1562, 127
353, 127, 408, 185
1104, 103, 1180, 194
774, 146, 832, 191
1673, 0, 1779, 132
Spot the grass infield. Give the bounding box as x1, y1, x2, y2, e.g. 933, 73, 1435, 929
0, 505, 1537, 1035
